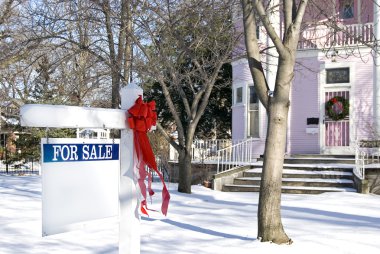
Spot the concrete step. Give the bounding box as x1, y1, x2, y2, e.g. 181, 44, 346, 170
222, 184, 357, 194
258, 158, 355, 164
283, 165, 353, 172
285, 154, 354, 159
250, 163, 354, 171
234, 177, 354, 188
221, 154, 358, 194
257, 156, 356, 164
245, 168, 354, 179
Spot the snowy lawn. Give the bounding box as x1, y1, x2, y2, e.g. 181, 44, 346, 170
1, 174, 380, 254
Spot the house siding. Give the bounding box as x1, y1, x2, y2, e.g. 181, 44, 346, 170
232, 105, 245, 140
288, 57, 321, 154
351, 55, 374, 141
232, 59, 253, 85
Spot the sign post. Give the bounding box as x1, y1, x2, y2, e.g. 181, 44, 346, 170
119, 84, 143, 254
20, 84, 143, 254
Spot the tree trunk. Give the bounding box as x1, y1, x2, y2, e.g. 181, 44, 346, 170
177, 148, 192, 193
258, 61, 293, 244
258, 99, 290, 244
111, 70, 120, 108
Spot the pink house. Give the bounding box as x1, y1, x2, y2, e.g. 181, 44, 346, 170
232, 0, 379, 155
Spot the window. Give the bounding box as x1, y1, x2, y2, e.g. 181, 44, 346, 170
326, 68, 350, 84
339, 0, 354, 19
248, 86, 259, 138
236, 87, 243, 104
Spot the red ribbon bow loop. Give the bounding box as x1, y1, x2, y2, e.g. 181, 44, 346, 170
127, 95, 170, 216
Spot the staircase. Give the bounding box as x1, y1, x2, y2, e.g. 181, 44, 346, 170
222, 155, 357, 194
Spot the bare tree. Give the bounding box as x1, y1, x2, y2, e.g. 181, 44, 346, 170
240, 0, 308, 244
133, 0, 239, 193
239, 0, 380, 244
0, 0, 14, 29
24, 0, 133, 108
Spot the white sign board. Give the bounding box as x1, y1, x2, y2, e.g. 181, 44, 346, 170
41, 138, 120, 236
21, 104, 126, 129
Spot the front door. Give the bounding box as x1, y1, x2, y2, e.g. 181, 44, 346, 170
322, 90, 351, 154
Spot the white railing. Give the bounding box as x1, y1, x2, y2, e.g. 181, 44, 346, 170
169, 139, 235, 163
355, 147, 366, 180
298, 22, 374, 50
191, 139, 233, 162
217, 138, 259, 173
355, 140, 380, 180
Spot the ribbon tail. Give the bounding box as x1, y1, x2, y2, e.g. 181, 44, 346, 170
138, 132, 157, 170
161, 185, 170, 216
139, 132, 170, 215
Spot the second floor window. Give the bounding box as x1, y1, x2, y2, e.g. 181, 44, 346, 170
340, 0, 354, 19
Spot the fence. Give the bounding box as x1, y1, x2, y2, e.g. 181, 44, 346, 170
169, 139, 236, 163
191, 139, 234, 162
0, 167, 39, 175
216, 138, 259, 173
0, 161, 40, 175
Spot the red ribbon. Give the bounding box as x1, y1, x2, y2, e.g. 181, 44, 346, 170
127, 95, 170, 216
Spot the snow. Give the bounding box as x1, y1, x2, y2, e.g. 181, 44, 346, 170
1, 174, 380, 254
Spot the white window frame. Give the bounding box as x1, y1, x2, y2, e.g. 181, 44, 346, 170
247, 84, 260, 138
235, 86, 243, 104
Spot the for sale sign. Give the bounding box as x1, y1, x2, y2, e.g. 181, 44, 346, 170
43, 143, 119, 162
41, 138, 120, 236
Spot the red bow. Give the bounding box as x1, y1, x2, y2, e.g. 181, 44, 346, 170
127, 96, 170, 216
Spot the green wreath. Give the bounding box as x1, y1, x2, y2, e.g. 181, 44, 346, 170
325, 96, 349, 121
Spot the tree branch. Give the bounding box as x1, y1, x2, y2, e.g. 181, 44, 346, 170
252, 0, 287, 56
241, 0, 269, 109
284, 0, 293, 31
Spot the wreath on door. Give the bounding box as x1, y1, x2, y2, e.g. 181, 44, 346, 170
325, 96, 349, 121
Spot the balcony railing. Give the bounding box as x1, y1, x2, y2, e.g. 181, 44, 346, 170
298, 22, 374, 50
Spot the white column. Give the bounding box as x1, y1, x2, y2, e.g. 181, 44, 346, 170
266, 0, 280, 91
374, 0, 380, 137
119, 83, 143, 254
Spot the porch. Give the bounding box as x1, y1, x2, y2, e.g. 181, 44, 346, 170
167, 138, 380, 194
297, 22, 374, 50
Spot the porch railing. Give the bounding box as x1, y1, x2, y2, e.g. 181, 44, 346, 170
354, 140, 380, 180
216, 138, 259, 173
191, 139, 232, 162
169, 139, 235, 163
298, 22, 374, 50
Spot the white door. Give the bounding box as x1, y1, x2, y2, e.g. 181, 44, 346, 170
322, 89, 351, 154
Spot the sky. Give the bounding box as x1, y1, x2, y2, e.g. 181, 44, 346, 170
1, 174, 380, 254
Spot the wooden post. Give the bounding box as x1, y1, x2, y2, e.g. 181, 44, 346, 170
119, 84, 143, 254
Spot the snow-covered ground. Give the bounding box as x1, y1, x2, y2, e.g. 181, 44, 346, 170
1, 174, 380, 254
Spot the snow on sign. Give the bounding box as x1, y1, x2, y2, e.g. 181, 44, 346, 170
41, 138, 120, 237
